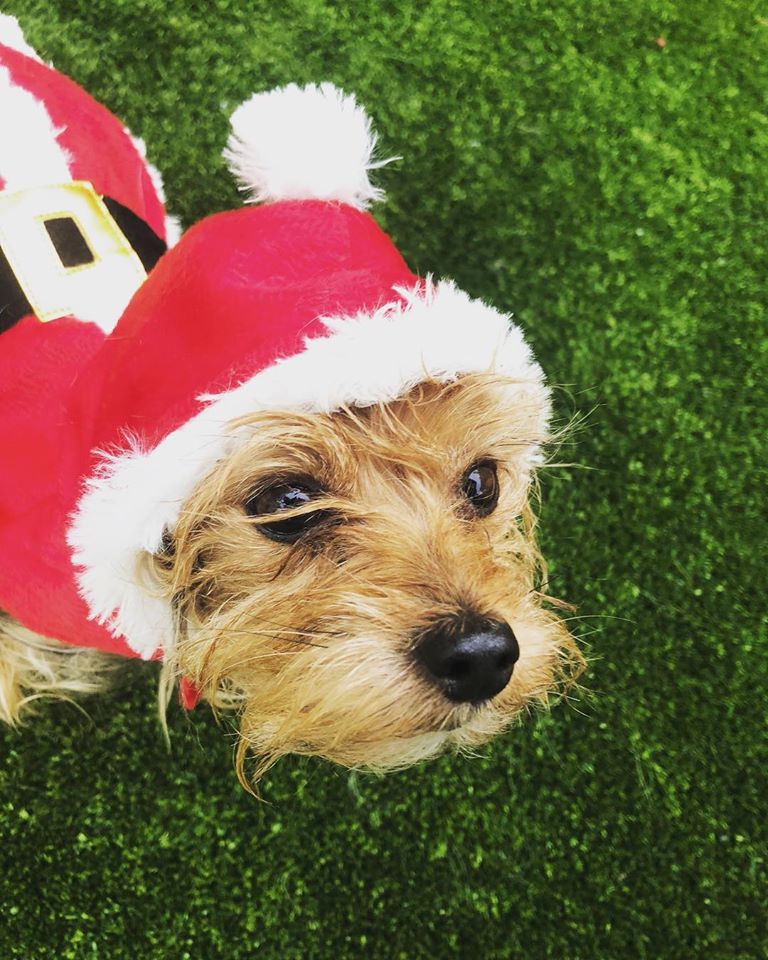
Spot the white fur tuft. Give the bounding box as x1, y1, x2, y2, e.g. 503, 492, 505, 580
0, 65, 72, 189
69, 442, 178, 659
123, 129, 182, 246
0, 14, 42, 61
68, 279, 549, 659
224, 82, 393, 210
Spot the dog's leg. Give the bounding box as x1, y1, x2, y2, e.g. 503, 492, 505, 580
0, 614, 120, 724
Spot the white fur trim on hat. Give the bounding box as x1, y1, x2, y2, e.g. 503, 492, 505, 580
224, 82, 395, 210
67, 279, 550, 659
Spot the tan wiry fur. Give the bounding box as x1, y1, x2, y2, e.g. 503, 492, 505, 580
0, 614, 119, 725
1, 373, 583, 788
153, 373, 584, 787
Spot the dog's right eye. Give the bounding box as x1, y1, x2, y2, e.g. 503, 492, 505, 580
244, 481, 333, 543
460, 459, 499, 517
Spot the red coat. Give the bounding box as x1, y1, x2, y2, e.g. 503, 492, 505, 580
0, 39, 171, 656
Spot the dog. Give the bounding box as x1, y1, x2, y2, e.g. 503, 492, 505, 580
0, 16, 584, 789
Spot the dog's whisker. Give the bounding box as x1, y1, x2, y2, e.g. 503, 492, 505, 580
219, 651, 298, 670
217, 630, 329, 649
180, 628, 329, 652
249, 617, 341, 639
557, 614, 635, 625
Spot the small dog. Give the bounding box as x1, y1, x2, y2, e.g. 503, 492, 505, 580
0, 17, 583, 788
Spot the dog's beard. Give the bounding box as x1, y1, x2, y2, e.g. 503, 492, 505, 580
177, 584, 579, 784
151, 374, 584, 786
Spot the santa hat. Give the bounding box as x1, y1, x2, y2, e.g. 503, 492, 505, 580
67, 82, 550, 660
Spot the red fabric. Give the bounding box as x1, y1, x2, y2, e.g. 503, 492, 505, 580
0, 42, 165, 236
0, 316, 129, 654
0, 44, 418, 661
179, 677, 202, 710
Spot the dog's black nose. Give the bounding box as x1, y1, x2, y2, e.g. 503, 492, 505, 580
414, 617, 519, 703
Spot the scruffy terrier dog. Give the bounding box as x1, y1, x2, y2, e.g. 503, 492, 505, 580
0, 17, 583, 788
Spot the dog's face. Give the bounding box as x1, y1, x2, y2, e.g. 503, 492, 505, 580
153, 373, 583, 784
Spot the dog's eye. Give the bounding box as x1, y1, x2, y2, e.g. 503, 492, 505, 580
460, 460, 499, 517
245, 481, 333, 543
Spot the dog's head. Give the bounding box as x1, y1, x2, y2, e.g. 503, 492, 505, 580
65, 83, 584, 788
151, 373, 582, 784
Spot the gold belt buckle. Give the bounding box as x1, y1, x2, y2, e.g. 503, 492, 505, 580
0, 181, 147, 332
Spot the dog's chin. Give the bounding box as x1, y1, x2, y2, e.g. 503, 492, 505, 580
325, 704, 514, 772
236, 698, 516, 780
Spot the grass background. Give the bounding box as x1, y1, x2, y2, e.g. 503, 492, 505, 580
1, 0, 766, 957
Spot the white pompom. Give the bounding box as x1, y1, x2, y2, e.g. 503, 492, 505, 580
224, 82, 395, 210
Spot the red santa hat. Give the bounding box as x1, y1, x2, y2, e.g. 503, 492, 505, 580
64, 81, 551, 660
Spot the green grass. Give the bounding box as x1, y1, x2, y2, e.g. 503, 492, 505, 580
1, 1, 766, 957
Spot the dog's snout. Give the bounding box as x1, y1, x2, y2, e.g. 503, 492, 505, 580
414, 617, 519, 703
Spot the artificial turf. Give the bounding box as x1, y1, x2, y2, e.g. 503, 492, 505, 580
1, 0, 766, 957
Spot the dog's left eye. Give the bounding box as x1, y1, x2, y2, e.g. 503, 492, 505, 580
460, 460, 499, 517
244, 480, 334, 543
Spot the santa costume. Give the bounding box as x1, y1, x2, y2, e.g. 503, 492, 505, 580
0, 15, 548, 664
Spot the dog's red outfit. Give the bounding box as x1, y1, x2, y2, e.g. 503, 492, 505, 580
0, 36, 171, 656
0, 19, 547, 664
